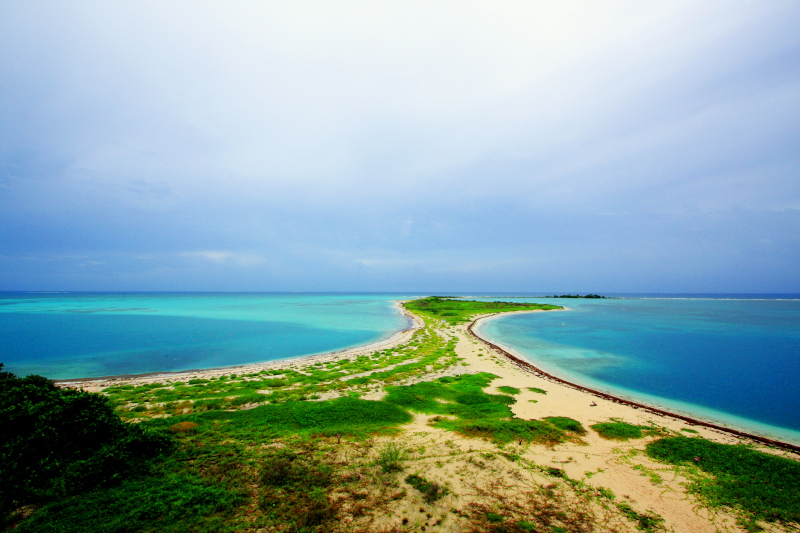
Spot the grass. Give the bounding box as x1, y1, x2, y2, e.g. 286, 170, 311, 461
591, 419, 661, 440
528, 387, 547, 394
12, 474, 244, 533
646, 436, 800, 528
147, 396, 413, 441
616, 502, 665, 532
497, 385, 521, 395
384, 374, 573, 445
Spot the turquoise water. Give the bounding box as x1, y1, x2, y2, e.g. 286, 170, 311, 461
0, 293, 414, 379
475, 296, 800, 443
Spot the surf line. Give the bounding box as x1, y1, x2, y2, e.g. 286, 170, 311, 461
467, 315, 800, 455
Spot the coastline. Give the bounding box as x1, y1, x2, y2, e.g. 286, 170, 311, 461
470, 311, 800, 454
59, 301, 424, 392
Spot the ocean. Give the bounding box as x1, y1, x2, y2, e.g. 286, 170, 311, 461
473, 295, 800, 444
0, 292, 415, 379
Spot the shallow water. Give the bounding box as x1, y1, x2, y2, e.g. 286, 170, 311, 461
0, 293, 414, 379
475, 296, 800, 443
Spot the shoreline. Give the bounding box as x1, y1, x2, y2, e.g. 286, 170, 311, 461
469, 312, 800, 454
57, 302, 424, 389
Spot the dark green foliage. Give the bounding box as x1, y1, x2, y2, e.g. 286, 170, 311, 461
646, 436, 800, 525
405, 474, 448, 502
543, 417, 586, 435
497, 386, 521, 395
528, 387, 547, 394
0, 365, 173, 519
591, 420, 658, 440
13, 474, 243, 533
404, 297, 561, 324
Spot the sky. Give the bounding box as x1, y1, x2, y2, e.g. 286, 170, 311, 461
1, 1, 799, 293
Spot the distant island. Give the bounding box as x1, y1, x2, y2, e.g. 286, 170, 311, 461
541, 294, 608, 299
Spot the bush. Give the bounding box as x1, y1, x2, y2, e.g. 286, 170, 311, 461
0, 364, 173, 519
543, 416, 586, 435
376, 442, 406, 473
405, 474, 448, 502
591, 420, 655, 440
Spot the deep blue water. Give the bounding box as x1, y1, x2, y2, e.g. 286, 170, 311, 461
476, 296, 800, 442
0, 293, 414, 379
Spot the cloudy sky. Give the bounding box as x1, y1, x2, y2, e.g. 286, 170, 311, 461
1, 1, 799, 292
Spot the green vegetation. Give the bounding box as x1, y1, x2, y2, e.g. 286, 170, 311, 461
646, 436, 800, 528
0, 364, 173, 525
616, 502, 665, 532
376, 442, 406, 473
543, 416, 587, 435
591, 419, 661, 440
384, 374, 572, 445
497, 385, 521, 395
528, 387, 547, 394
13, 474, 243, 533
404, 296, 561, 324
259, 448, 336, 531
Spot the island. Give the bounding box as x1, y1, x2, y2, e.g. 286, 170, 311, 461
3, 297, 798, 533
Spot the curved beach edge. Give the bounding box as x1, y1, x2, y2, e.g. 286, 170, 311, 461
468, 312, 800, 455
56, 301, 424, 388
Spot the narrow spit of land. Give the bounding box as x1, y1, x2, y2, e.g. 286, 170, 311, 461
3, 296, 800, 533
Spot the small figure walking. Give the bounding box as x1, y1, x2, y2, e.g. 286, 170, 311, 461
518, 437, 523, 445
337, 434, 342, 445
693, 456, 700, 464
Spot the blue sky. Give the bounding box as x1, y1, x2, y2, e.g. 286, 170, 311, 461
1, 1, 799, 292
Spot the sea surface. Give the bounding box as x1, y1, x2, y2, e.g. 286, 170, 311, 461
0, 292, 414, 379
474, 295, 800, 444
